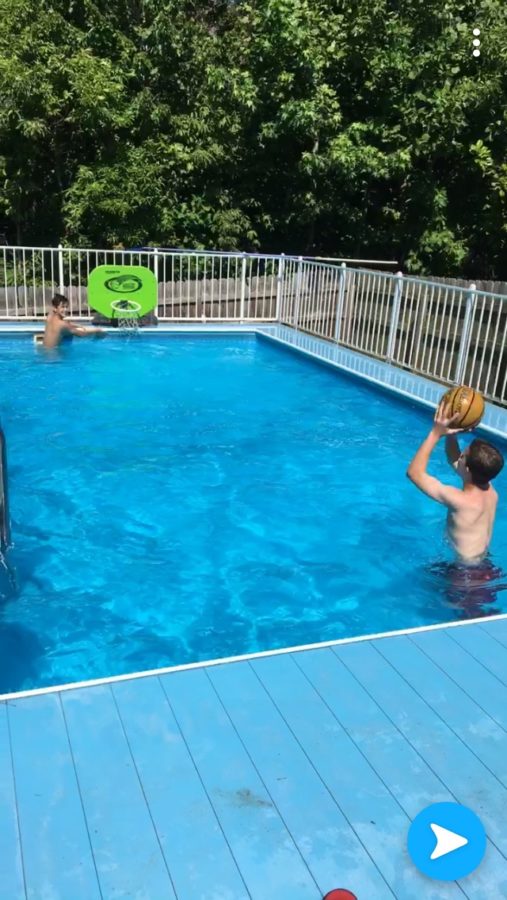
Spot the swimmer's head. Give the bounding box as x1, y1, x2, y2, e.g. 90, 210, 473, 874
458, 439, 504, 486
51, 294, 69, 315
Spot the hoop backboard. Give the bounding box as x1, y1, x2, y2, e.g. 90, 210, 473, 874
88, 265, 157, 320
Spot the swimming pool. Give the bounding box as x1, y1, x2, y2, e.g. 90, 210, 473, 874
0, 333, 506, 693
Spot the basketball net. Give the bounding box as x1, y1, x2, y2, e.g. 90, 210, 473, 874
111, 299, 141, 334
117, 312, 139, 333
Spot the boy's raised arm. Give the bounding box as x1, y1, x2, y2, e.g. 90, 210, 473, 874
445, 435, 461, 468
406, 401, 466, 507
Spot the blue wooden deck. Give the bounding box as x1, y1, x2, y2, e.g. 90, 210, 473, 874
2, 618, 507, 900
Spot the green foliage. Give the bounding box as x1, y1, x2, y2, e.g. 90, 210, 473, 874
1, 0, 507, 276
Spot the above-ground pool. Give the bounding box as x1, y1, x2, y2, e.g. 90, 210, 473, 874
0, 333, 506, 693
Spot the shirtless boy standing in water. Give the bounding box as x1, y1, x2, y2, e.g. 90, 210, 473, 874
407, 400, 504, 565
43, 294, 105, 349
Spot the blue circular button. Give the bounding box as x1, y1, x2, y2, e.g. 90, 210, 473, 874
408, 802, 486, 881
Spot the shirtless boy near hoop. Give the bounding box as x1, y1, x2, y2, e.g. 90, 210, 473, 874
42, 294, 105, 349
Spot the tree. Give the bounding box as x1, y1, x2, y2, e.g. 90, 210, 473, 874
1, 0, 507, 277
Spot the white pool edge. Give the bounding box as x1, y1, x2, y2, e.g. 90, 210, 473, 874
2, 613, 506, 703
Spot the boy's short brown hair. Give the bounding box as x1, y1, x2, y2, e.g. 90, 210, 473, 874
51, 294, 68, 308
467, 439, 504, 486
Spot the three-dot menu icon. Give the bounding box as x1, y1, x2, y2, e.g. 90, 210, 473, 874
472, 28, 481, 57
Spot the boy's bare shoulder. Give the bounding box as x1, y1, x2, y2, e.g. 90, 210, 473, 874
465, 483, 498, 508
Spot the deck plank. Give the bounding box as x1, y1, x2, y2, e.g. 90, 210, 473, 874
295, 643, 507, 899
61, 684, 177, 900
371, 632, 507, 896
112, 675, 250, 900
288, 648, 466, 899
480, 618, 507, 647
409, 629, 507, 734
0, 704, 25, 900
159, 666, 321, 900
294, 645, 452, 810
209, 656, 395, 899
449, 624, 507, 687
375, 634, 507, 787
7, 693, 101, 900
334, 640, 507, 863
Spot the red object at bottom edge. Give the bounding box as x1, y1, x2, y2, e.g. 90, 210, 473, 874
323, 890, 358, 900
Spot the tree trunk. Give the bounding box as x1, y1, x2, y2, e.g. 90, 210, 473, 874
305, 136, 319, 253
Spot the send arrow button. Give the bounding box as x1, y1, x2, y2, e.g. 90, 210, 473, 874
408, 802, 486, 881
430, 823, 468, 859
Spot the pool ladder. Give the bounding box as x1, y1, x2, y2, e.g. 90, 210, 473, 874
0, 426, 10, 553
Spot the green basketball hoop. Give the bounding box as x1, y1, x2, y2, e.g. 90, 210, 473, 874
88, 265, 157, 328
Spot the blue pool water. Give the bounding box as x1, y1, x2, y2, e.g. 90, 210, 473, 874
0, 333, 506, 693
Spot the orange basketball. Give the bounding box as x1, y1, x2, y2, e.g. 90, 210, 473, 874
440, 385, 485, 429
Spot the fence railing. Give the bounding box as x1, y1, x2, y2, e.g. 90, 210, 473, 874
0, 245, 506, 406
278, 262, 507, 407
0, 246, 285, 321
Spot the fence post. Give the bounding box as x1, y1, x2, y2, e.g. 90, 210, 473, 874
333, 262, 347, 343
153, 247, 159, 320
275, 253, 285, 322
293, 256, 303, 329
58, 243, 64, 294
11, 247, 19, 316
239, 253, 247, 322
386, 270, 404, 362
454, 282, 477, 384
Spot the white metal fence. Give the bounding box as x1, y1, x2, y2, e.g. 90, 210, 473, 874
0, 246, 284, 321
0, 245, 506, 406
278, 261, 506, 407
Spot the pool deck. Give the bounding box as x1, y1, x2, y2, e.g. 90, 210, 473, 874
2, 617, 507, 900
